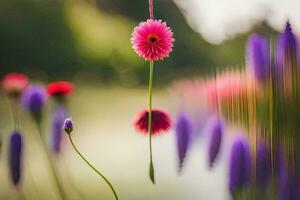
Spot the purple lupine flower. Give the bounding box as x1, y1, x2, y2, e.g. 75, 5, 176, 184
207, 117, 224, 168
256, 141, 271, 190
246, 33, 270, 83
276, 148, 300, 200
228, 135, 251, 195
175, 112, 192, 172
275, 147, 286, 180
9, 131, 23, 186
278, 167, 300, 200
22, 84, 47, 123
51, 106, 68, 154
63, 117, 73, 134
276, 22, 298, 79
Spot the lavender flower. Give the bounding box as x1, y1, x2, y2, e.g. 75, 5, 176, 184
64, 118, 73, 134
51, 106, 68, 154
22, 84, 47, 123
276, 148, 294, 200
9, 131, 23, 186
276, 22, 297, 79
228, 135, 251, 195
207, 117, 224, 168
277, 161, 300, 200
256, 141, 271, 190
246, 33, 270, 83
175, 112, 192, 171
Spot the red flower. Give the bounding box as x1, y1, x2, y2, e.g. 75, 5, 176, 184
2, 72, 29, 96
134, 109, 171, 135
47, 81, 74, 96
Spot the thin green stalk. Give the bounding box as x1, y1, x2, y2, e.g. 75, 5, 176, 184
148, 61, 155, 184
17, 187, 26, 200
68, 134, 118, 200
7, 97, 18, 130
36, 125, 67, 200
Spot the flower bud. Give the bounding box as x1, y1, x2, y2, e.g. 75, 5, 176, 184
63, 117, 73, 134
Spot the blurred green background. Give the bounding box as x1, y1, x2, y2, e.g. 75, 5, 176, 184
0, 0, 282, 199
0, 0, 278, 86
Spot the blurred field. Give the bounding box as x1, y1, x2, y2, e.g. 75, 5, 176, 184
0, 86, 229, 200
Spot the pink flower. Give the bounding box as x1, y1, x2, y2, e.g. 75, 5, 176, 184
131, 19, 175, 61
201, 70, 256, 107
2, 72, 29, 97
134, 109, 171, 135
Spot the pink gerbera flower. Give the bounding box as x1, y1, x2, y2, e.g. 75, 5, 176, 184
134, 109, 171, 135
131, 19, 175, 61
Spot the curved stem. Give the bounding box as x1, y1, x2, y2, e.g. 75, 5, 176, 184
68, 134, 118, 200
36, 125, 67, 200
148, 61, 155, 184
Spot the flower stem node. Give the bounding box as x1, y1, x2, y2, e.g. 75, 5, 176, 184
64, 117, 73, 134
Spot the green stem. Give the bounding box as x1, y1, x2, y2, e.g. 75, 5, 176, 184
148, 61, 155, 184
17, 187, 26, 200
36, 125, 67, 200
68, 134, 118, 200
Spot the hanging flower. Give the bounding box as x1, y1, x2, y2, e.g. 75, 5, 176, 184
228, 135, 251, 195
131, 19, 175, 61
2, 72, 29, 97
22, 84, 47, 123
47, 81, 74, 97
51, 106, 68, 154
246, 33, 270, 83
207, 117, 224, 168
175, 112, 192, 171
9, 131, 23, 186
134, 109, 171, 135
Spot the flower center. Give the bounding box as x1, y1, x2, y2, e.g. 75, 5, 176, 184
147, 33, 159, 43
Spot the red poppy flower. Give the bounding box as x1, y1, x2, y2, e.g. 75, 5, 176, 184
46, 81, 74, 96
134, 109, 171, 135
2, 72, 29, 96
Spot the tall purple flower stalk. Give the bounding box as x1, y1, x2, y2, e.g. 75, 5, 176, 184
175, 112, 192, 172
276, 148, 300, 200
276, 22, 297, 79
9, 131, 23, 186
22, 84, 47, 123
207, 117, 224, 169
228, 135, 251, 195
256, 141, 271, 191
246, 33, 270, 83
51, 106, 68, 154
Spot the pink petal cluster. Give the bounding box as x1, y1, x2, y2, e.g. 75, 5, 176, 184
131, 19, 174, 61
172, 70, 257, 109
201, 71, 255, 107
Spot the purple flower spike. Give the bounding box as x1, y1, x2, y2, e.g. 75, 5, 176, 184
276, 22, 298, 79
22, 85, 47, 123
207, 117, 224, 168
228, 135, 251, 195
175, 112, 192, 172
246, 33, 270, 83
256, 141, 271, 190
9, 131, 23, 186
51, 106, 68, 154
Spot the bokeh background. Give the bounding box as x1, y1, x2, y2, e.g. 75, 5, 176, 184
0, 0, 299, 199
